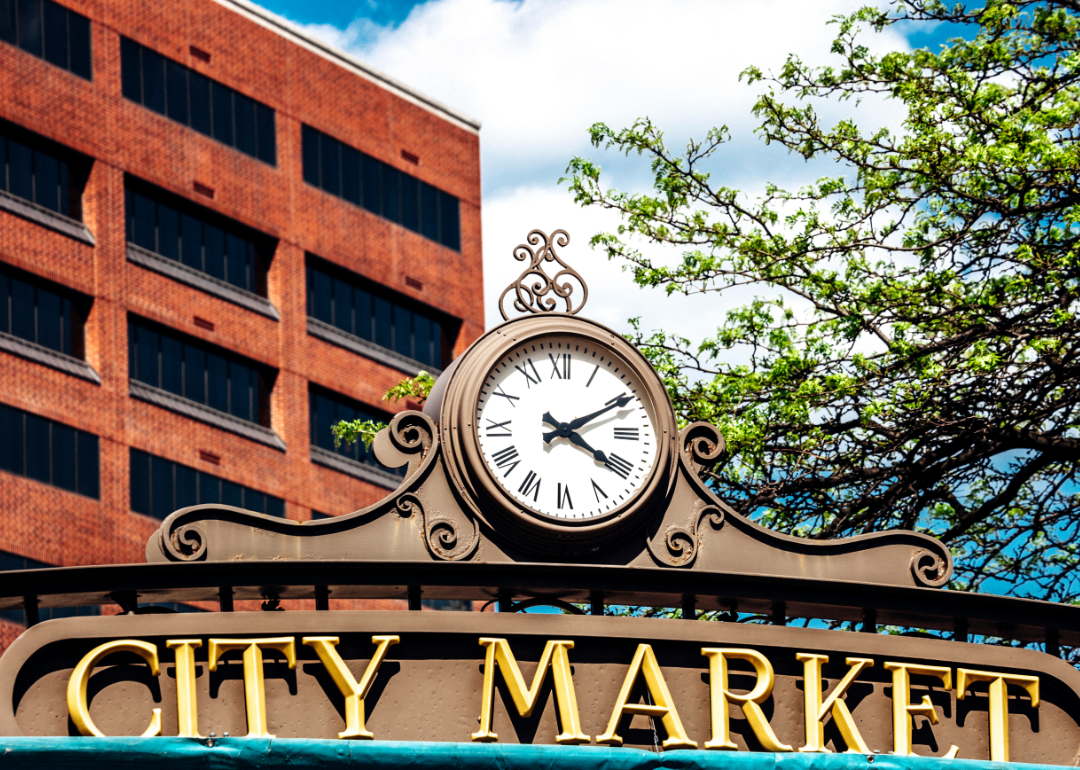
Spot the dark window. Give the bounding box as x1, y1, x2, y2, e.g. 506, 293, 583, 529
311, 510, 331, 520
124, 178, 273, 295
128, 317, 273, 426
422, 599, 471, 611
130, 448, 284, 520
120, 37, 275, 165
306, 257, 454, 370
308, 384, 404, 477
143, 602, 205, 613
0, 403, 99, 498
0, 118, 88, 218
0, 264, 87, 357
0, 0, 92, 79
301, 124, 460, 251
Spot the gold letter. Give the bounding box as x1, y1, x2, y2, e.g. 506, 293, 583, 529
702, 648, 791, 751
208, 637, 296, 738
957, 668, 1039, 762
166, 639, 203, 738
884, 662, 958, 758
302, 635, 399, 740
471, 637, 588, 744
67, 640, 162, 737
796, 653, 873, 753
596, 643, 696, 749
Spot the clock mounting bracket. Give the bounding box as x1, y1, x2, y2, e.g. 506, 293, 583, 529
144, 227, 953, 590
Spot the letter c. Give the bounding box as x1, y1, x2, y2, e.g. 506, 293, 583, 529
67, 640, 162, 737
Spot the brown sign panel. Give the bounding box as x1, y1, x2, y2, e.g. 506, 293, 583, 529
1, 612, 1075, 765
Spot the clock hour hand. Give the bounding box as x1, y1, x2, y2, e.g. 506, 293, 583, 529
567, 393, 634, 432
568, 431, 607, 463
542, 412, 563, 444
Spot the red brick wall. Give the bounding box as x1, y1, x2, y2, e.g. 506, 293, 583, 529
0, 0, 483, 652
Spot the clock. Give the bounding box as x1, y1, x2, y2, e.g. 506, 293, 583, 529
475, 334, 658, 519
435, 314, 678, 552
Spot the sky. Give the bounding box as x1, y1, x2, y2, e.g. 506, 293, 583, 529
253, 0, 953, 337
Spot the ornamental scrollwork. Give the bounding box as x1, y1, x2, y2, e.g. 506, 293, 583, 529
681, 421, 726, 478
166, 522, 207, 561
396, 493, 480, 562
646, 504, 725, 568
498, 229, 588, 321
910, 548, 952, 588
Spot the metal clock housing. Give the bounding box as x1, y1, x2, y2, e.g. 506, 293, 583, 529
436, 314, 678, 553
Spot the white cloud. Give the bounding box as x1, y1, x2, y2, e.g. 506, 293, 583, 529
284, 0, 912, 334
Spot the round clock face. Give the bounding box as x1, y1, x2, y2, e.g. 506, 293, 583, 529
475, 334, 659, 520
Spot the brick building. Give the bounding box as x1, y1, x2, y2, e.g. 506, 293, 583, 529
0, 0, 483, 651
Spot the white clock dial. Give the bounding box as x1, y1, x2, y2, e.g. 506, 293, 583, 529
475, 335, 659, 520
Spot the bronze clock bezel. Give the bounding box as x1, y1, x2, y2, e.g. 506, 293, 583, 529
438, 314, 679, 553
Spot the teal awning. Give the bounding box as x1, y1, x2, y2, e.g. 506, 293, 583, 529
0, 739, 1052, 770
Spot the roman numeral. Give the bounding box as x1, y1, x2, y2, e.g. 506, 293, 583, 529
591, 479, 608, 502
491, 446, 520, 477
586, 365, 599, 387
557, 483, 573, 510
549, 353, 570, 379
491, 385, 519, 406
614, 427, 639, 441
515, 359, 541, 387
518, 471, 541, 502
485, 418, 512, 437
606, 453, 634, 480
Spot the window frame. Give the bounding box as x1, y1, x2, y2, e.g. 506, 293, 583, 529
120, 36, 276, 166
0, 0, 92, 80
129, 447, 285, 520
305, 255, 457, 374
0, 117, 91, 223
0, 402, 100, 499
124, 175, 275, 299
300, 124, 461, 252
127, 315, 275, 428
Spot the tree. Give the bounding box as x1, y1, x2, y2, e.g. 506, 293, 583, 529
332, 372, 435, 450
564, 0, 1080, 603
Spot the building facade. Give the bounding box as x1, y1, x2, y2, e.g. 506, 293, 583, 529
0, 0, 483, 650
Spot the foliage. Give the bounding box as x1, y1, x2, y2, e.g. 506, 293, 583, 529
564, 0, 1080, 602
332, 372, 436, 451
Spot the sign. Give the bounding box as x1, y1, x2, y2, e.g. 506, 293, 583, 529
2, 612, 1075, 764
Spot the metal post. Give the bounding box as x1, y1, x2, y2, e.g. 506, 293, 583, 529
861, 608, 877, 633
23, 595, 39, 627
589, 591, 604, 617
314, 585, 330, 611
407, 585, 421, 611
771, 600, 786, 626
681, 595, 697, 620
1047, 628, 1061, 658
954, 617, 968, 643
111, 590, 138, 615
218, 586, 234, 613
498, 590, 513, 613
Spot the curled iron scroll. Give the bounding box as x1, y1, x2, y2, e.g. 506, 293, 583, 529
646, 505, 725, 568
681, 421, 726, 478
498, 229, 588, 321
910, 548, 952, 588
168, 522, 207, 561
396, 493, 480, 562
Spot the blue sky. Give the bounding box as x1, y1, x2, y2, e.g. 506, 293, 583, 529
254, 0, 959, 335
258, 0, 418, 30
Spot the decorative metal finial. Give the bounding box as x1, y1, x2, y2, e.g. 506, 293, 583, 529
498, 229, 589, 321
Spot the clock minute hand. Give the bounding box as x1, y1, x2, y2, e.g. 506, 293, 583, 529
568, 431, 607, 463
567, 394, 633, 431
